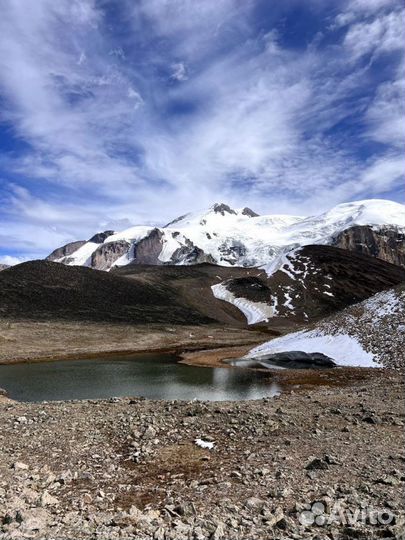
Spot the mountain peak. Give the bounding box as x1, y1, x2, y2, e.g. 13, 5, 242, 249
211, 203, 237, 216
88, 230, 115, 244
241, 207, 259, 218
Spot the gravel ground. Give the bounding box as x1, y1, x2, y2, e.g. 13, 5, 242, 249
1, 368, 404, 540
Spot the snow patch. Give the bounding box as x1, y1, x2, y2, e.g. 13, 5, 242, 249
211, 283, 274, 325
195, 438, 215, 450
57, 242, 99, 267
282, 287, 294, 310
262, 248, 301, 278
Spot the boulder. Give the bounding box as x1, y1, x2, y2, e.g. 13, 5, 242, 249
253, 351, 337, 369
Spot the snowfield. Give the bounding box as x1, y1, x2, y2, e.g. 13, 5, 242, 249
62, 242, 99, 267
52, 198, 405, 270
245, 285, 405, 369
247, 331, 377, 367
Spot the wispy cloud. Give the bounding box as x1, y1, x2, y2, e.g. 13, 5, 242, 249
0, 0, 404, 257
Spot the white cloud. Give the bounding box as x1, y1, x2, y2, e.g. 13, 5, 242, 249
0, 0, 404, 257
343, 8, 405, 59
350, 0, 399, 12
359, 154, 405, 193
77, 52, 87, 65
170, 62, 188, 81
366, 75, 405, 148
0, 255, 26, 266
127, 87, 144, 108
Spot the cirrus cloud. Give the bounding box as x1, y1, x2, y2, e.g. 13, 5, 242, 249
0, 0, 404, 259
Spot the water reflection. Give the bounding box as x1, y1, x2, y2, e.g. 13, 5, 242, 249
0, 354, 281, 402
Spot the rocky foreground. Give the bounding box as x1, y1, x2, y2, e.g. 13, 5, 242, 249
1, 368, 404, 540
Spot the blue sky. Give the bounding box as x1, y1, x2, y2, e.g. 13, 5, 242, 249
0, 0, 404, 263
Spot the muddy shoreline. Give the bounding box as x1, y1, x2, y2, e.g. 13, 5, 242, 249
0, 320, 272, 365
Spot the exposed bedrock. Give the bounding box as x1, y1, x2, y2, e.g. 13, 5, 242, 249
88, 230, 115, 244
212, 203, 237, 216
132, 228, 164, 265
90, 240, 131, 270
332, 225, 405, 267
46, 240, 86, 262
170, 237, 216, 264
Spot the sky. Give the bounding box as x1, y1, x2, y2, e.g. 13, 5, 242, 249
0, 0, 404, 264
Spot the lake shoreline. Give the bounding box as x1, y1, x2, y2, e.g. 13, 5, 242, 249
0, 352, 282, 403
1, 320, 391, 402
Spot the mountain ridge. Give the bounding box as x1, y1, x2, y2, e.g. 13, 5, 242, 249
48, 199, 405, 270
45, 198, 405, 271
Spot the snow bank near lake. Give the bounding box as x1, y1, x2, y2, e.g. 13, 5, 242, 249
247, 330, 377, 367
246, 285, 405, 369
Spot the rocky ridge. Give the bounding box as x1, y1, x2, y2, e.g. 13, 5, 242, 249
210, 245, 405, 324
1, 246, 404, 329
45, 199, 405, 271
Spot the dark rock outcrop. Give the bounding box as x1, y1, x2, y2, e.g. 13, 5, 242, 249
226, 277, 271, 303
233, 351, 337, 369
46, 241, 86, 262
241, 207, 259, 218
170, 237, 216, 265
213, 203, 237, 216
133, 229, 164, 265
218, 240, 247, 265
164, 214, 189, 228
257, 351, 337, 369
0, 264, 10, 271
90, 240, 130, 271
88, 230, 115, 244
332, 225, 405, 267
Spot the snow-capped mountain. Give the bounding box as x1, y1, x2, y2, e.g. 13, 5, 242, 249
47, 199, 405, 271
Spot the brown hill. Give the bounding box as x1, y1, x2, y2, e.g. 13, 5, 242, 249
0, 261, 213, 325
1, 245, 403, 327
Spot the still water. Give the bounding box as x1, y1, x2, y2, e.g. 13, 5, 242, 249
0, 353, 281, 402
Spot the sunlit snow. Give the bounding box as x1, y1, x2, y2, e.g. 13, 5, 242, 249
247, 331, 377, 367
59, 199, 405, 269
211, 283, 275, 324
